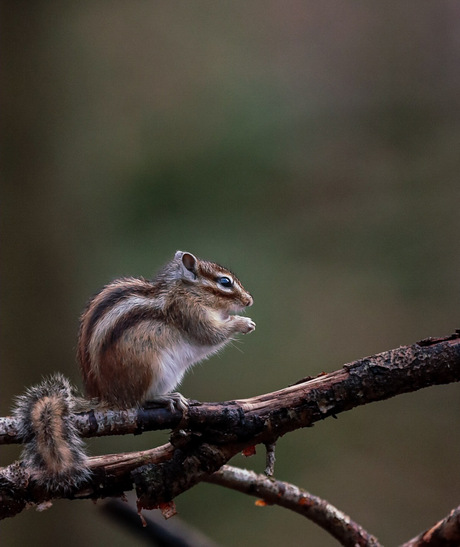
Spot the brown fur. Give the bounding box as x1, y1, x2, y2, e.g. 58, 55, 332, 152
13, 374, 90, 492
13, 252, 254, 493
77, 251, 255, 408
94, 322, 157, 406
30, 396, 73, 474
78, 278, 158, 384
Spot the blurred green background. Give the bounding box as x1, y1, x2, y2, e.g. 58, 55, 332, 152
2, 2, 460, 546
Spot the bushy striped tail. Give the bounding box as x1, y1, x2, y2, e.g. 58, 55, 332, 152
13, 374, 90, 493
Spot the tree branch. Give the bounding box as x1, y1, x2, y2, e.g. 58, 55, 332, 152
100, 493, 219, 547
1, 331, 460, 539
205, 465, 381, 547
2, 331, 459, 448
401, 505, 460, 547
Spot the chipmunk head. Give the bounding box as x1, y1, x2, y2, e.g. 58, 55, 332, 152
174, 250, 253, 312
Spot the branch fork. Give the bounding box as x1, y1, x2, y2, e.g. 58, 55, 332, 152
1, 332, 460, 546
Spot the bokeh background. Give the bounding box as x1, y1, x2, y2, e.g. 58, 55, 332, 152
2, 2, 460, 546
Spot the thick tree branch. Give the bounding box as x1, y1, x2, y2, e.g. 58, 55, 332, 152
205, 465, 381, 547
1, 332, 460, 532
2, 332, 459, 448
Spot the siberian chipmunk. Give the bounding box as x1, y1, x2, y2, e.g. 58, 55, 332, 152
13, 251, 255, 492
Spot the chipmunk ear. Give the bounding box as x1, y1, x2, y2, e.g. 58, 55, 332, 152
175, 251, 197, 280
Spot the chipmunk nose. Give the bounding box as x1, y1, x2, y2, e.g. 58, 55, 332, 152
244, 294, 253, 307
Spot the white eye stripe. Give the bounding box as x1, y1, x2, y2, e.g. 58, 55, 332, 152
217, 283, 233, 292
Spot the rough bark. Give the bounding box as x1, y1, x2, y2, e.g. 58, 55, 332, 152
1, 331, 460, 543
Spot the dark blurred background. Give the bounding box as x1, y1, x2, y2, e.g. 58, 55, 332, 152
1, 2, 460, 546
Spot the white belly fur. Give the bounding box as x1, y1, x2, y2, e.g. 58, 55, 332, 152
146, 339, 228, 398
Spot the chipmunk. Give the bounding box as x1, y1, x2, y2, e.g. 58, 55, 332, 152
13, 251, 255, 492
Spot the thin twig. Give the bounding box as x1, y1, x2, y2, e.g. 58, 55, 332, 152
264, 442, 276, 476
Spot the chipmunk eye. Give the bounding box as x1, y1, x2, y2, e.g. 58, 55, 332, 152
217, 276, 233, 288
